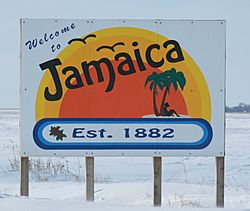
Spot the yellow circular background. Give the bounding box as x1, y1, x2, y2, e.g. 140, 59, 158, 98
36, 27, 211, 121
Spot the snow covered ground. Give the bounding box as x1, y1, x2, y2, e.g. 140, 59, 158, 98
0, 110, 249, 210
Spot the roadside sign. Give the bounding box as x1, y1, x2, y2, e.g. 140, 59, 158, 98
20, 19, 225, 156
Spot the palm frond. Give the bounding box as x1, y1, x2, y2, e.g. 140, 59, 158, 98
173, 81, 178, 91
176, 72, 186, 90
145, 72, 158, 87
149, 81, 154, 91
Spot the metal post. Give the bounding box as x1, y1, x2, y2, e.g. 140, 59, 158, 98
216, 156, 224, 207
153, 156, 162, 206
20, 157, 29, 196
85, 157, 94, 201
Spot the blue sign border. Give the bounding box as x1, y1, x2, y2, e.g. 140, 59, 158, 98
33, 118, 213, 150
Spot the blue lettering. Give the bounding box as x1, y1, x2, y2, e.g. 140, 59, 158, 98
39, 39, 44, 45
61, 27, 70, 34
49, 33, 54, 40
25, 39, 37, 50
25, 23, 76, 51
86, 130, 97, 138
71, 23, 76, 29
44, 33, 49, 42
72, 128, 85, 138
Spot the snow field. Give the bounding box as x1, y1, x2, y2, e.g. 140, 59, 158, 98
0, 110, 249, 209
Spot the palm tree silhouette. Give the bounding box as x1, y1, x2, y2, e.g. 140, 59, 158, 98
159, 68, 186, 115
145, 72, 164, 116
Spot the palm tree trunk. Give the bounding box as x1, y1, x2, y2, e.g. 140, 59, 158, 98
160, 87, 168, 115
153, 90, 160, 116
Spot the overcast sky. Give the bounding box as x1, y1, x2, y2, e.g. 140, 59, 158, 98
1, 0, 249, 108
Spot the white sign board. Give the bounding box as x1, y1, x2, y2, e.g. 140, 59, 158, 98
20, 19, 225, 157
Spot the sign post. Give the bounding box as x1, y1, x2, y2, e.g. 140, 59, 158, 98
216, 156, 225, 207
86, 157, 94, 201
153, 157, 162, 206
20, 157, 29, 196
